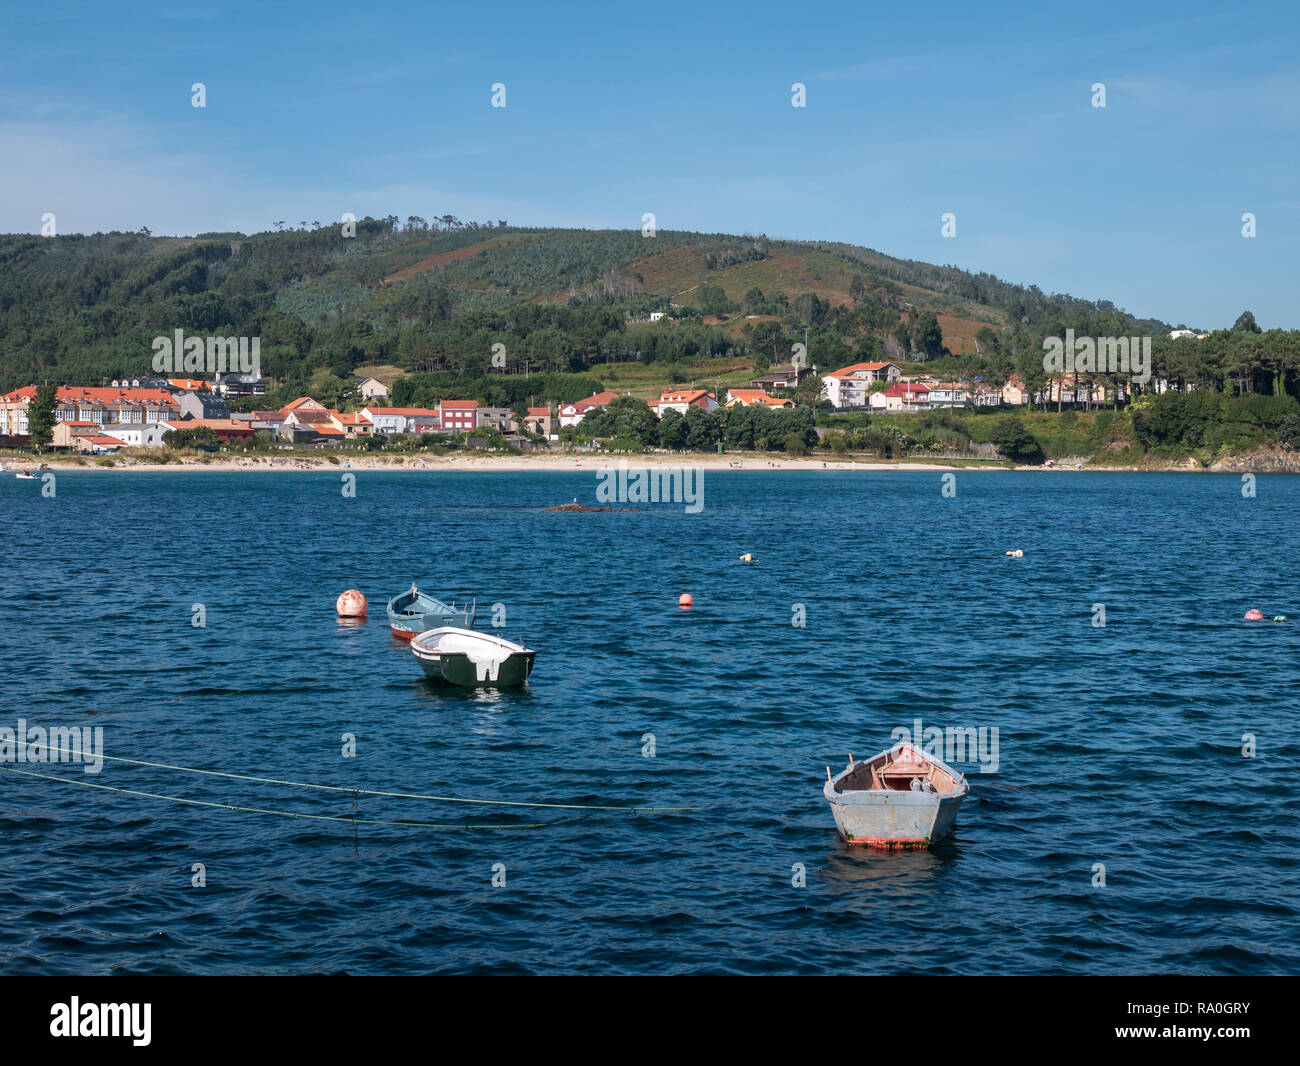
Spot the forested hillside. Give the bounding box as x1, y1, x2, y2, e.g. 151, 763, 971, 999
2, 218, 1296, 409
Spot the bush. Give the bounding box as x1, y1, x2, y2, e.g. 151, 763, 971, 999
989, 417, 1045, 464
1278, 411, 1300, 450
599, 436, 646, 453
783, 432, 808, 456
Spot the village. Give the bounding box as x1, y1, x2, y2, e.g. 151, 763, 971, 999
0, 359, 1135, 456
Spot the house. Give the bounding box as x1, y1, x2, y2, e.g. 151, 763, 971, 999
355, 376, 390, 401
725, 389, 795, 408
176, 390, 231, 421
163, 418, 255, 443
80, 436, 124, 455
1036, 377, 1111, 406
438, 400, 479, 433
968, 384, 1002, 408
281, 396, 327, 414
869, 382, 931, 412
1169, 329, 1198, 340
360, 407, 442, 435
52, 421, 100, 448
649, 312, 665, 323
167, 378, 211, 392
649, 389, 718, 417
927, 383, 968, 408
101, 424, 168, 449
476, 407, 513, 433
520, 407, 553, 438
558, 391, 621, 427
281, 406, 333, 434
212, 372, 267, 397
247, 410, 286, 432
1000, 377, 1029, 406
822, 362, 903, 408
750, 365, 813, 390
327, 410, 373, 437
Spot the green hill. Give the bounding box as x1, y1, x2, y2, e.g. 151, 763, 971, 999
0, 219, 1183, 407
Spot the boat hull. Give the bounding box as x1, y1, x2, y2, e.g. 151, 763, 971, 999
410, 627, 536, 688
823, 741, 969, 849
414, 649, 535, 687
823, 785, 966, 848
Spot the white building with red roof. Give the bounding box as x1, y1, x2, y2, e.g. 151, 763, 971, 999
360, 407, 442, 435
725, 388, 795, 408
869, 381, 931, 412
0, 385, 180, 437
648, 389, 718, 418
558, 391, 621, 427
822, 362, 903, 408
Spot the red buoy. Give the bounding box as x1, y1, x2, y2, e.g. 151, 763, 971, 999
678, 593, 693, 609
337, 589, 368, 617
1244, 608, 1264, 621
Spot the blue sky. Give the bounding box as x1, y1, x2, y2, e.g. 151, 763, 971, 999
2, 0, 1298, 328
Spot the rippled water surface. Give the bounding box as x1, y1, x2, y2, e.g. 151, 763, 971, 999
1, 469, 1297, 974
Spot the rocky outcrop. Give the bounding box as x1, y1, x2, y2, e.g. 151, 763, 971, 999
1210, 446, 1300, 473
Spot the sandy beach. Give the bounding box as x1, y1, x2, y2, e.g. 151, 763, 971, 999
3, 450, 1293, 474
0, 452, 979, 474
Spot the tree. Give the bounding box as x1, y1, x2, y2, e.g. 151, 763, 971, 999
27, 384, 58, 451
697, 283, 731, 316
990, 416, 1044, 464
913, 310, 945, 358
1233, 311, 1262, 334
793, 373, 826, 408
658, 408, 686, 449
582, 397, 658, 445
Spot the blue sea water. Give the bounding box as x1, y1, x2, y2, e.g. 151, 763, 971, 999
0, 468, 1297, 975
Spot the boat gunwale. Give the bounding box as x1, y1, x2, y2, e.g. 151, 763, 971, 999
824, 741, 969, 802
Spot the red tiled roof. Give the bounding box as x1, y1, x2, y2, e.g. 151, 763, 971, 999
2, 386, 177, 407
883, 382, 930, 397
180, 419, 252, 431
526, 407, 550, 416
439, 400, 478, 410
826, 362, 896, 379
655, 389, 714, 406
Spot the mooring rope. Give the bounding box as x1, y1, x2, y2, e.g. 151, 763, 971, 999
0, 764, 546, 830
9, 741, 700, 812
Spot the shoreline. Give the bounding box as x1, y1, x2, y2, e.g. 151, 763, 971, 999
2, 451, 1296, 474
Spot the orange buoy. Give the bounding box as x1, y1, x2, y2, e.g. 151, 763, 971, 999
336, 589, 368, 617
678, 593, 693, 609
1244, 608, 1264, 621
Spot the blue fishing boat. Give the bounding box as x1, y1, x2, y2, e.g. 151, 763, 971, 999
386, 585, 476, 640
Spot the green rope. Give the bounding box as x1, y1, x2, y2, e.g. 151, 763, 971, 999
0, 765, 545, 830
13, 742, 698, 812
